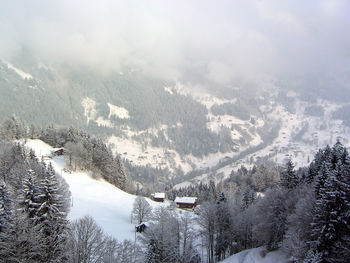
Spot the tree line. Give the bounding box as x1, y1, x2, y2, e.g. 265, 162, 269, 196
166, 164, 281, 204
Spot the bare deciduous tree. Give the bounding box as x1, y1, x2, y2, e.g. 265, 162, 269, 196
68, 215, 107, 263
131, 196, 152, 224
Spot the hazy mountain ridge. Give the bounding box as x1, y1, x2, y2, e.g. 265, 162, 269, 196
1, 58, 350, 190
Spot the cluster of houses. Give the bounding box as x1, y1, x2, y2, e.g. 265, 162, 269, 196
151, 192, 198, 210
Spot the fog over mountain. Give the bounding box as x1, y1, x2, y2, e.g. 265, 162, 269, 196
1, 0, 349, 89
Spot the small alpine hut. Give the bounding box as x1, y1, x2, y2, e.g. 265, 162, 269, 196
153, 192, 165, 202
53, 148, 64, 156
174, 197, 197, 210
135, 223, 147, 233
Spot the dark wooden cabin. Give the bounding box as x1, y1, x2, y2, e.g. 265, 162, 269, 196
135, 223, 147, 233
53, 148, 64, 156
174, 197, 197, 210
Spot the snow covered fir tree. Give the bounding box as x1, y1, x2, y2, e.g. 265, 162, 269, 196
0, 143, 71, 262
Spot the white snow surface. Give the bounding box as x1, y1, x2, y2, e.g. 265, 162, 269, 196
6, 62, 33, 80
154, 192, 165, 199
108, 103, 130, 119
164, 86, 174, 95
109, 134, 194, 174
24, 139, 165, 241
81, 99, 130, 127
81, 97, 97, 125
220, 247, 288, 263
95, 116, 113, 128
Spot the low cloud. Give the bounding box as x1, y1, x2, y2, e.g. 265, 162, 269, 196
1, 0, 349, 86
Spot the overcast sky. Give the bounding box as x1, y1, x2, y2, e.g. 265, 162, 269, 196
1, 0, 349, 85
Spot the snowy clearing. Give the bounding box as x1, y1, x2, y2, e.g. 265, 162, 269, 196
108, 103, 130, 119
81, 97, 97, 125
95, 116, 113, 127
164, 86, 174, 95
6, 62, 33, 80
109, 135, 193, 174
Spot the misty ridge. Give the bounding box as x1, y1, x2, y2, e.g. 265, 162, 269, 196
0, 0, 349, 98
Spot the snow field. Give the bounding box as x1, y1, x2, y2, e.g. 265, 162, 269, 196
107, 102, 130, 119
81, 97, 97, 125
81, 97, 130, 127
6, 62, 33, 80
109, 135, 193, 174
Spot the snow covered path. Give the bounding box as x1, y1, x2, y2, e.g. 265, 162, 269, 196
220, 247, 288, 263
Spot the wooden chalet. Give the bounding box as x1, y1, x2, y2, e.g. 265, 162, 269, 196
52, 148, 64, 156
152, 192, 165, 202
174, 197, 197, 210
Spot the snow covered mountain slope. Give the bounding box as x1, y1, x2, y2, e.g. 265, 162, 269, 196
24, 139, 165, 241
82, 84, 350, 189
220, 247, 288, 263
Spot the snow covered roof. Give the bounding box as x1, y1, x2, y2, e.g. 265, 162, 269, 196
154, 192, 165, 199
136, 222, 148, 227
174, 197, 197, 204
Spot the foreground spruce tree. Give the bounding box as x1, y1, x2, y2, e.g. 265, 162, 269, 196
0, 182, 11, 233
0, 143, 71, 263
215, 193, 232, 261
37, 163, 70, 262
309, 142, 350, 262
280, 160, 299, 190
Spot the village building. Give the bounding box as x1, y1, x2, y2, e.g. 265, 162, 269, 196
52, 148, 64, 156
152, 192, 165, 202
174, 197, 197, 210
